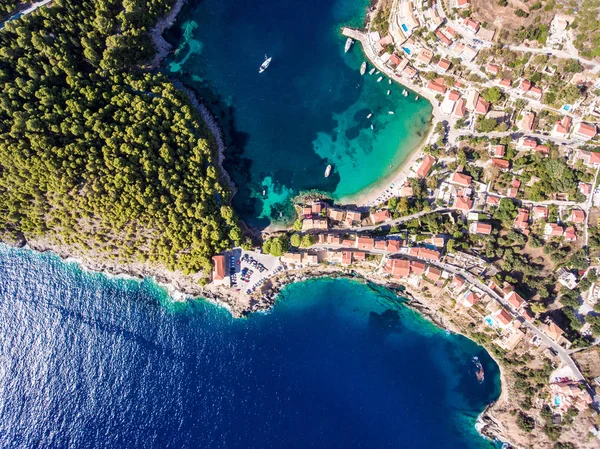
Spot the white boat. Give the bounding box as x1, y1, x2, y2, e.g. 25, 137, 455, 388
388, 79, 392, 85
377, 76, 383, 82
376, 70, 380, 74
262, 190, 266, 196
344, 38, 353, 53
368, 67, 376, 75
360, 61, 367, 75
388, 111, 395, 114
415, 95, 419, 100
370, 124, 374, 130
402, 89, 408, 96
366, 113, 372, 119
324, 164, 332, 177
259, 55, 271, 73
387, 90, 391, 95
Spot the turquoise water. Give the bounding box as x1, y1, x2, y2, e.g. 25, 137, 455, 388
164, 0, 432, 227
0, 246, 501, 448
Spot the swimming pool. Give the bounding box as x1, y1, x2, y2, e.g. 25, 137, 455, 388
485, 317, 494, 327
402, 24, 408, 32
402, 47, 411, 55
562, 104, 571, 111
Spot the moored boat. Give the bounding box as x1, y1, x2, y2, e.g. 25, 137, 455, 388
402, 89, 408, 96
388, 111, 394, 114
366, 113, 372, 119
360, 61, 367, 75
387, 90, 390, 95
324, 164, 332, 177
415, 95, 419, 100
259, 55, 271, 73
377, 76, 383, 82
368, 67, 376, 75
388, 79, 392, 85
344, 38, 353, 53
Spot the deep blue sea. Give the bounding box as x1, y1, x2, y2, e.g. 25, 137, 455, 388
164, 0, 432, 227
0, 246, 501, 448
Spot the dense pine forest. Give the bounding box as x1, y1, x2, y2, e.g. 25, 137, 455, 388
0, 0, 241, 276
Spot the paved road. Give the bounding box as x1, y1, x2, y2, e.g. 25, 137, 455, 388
0, 0, 52, 29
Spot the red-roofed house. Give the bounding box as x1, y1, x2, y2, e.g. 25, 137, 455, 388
436, 29, 452, 46
370, 210, 391, 225
520, 79, 531, 92
514, 208, 529, 233
491, 144, 505, 157
575, 149, 600, 168
475, 97, 490, 115
341, 251, 353, 266
492, 158, 510, 170
417, 48, 434, 64
437, 58, 451, 72
450, 172, 472, 187
410, 261, 425, 275
375, 240, 387, 251
356, 236, 375, 250
487, 195, 500, 206
532, 206, 548, 220
553, 115, 572, 138
461, 290, 479, 307
519, 138, 538, 149
453, 274, 465, 289
534, 145, 549, 155
544, 223, 563, 238
427, 80, 447, 94
456, 0, 471, 8
448, 90, 461, 101
493, 308, 513, 329
498, 78, 511, 87
386, 239, 401, 252
486, 64, 500, 75
564, 226, 577, 242
469, 221, 492, 235
573, 122, 597, 140
505, 291, 525, 310
529, 86, 543, 100
519, 112, 535, 132
452, 98, 466, 118
455, 196, 473, 211
353, 251, 366, 261
463, 17, 480, 32
570, 209, 585, 224
212, 255, 226, 281
417, 155, 435, 178
387, 53, 402, 68
425, 266, 442, 282
579, 182, 592, 196
418, 248, 441, 261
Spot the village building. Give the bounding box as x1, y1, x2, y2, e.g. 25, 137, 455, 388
578, 182, 591, 197
544, 223, 564, 238
427, 80, 447, 94
469, 221, 492, 235
327, 208, 346, 222
452, 274, 465, 290
518, 137, 538, 150
345, 210, 362, 226
416, 154, 435, 178
474, 97, 490, 115
450, 172, 472, 187
212, 255, 226, 281
553, 115, 573, 138
461, 290, 479, 307
532, 206, 548, 220
386, 239, 401, 252
557, 267, 578, 290
519, 79, 532, 92
435, 29, 452, 46
514, 208, 530, 234
417, 47, 434, 65
425, 266, 442, 283
490, 144, 505, 157
570, 209, 585, 224
466, 90, 479, 111
492, 158, 510, 170
505, 291, 526, 310
356, 236, 375, 250
564, 226, 577, 242
519, 111, 536, 132
437, 58, 451, 73
452, 97, 466, 118
498, 78, 511, 88
455, 0, 471, 8
542, 319, 565, 344
370, 210, 391, 225
574, 149, 600, 168
491, 308, 513, 329
572, 122, 597, 140
455, 196, 473, 211
417, 247, 441, 261
463, 17, 480, 33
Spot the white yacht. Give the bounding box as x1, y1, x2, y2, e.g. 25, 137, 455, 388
377, 76, 383, 82
259, 55, 271, 73
360, 61, 367, 75
344, 38, 353, 53
324, 164, 332, 177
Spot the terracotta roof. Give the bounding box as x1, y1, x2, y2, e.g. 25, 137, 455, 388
437, 58, 451, 71
463, 17, 480, 31
498, 78, 511, 87
487, 195, 500, 205
212, 255, 226, 281
455, 196, 473, 210
417, 48, 434, 64
375, 240, 387, 250
492, 158, 510, 169
522, 138, 537, 148
388, 53, 402, 67
427, 80, 447, 94
564, 226, 577, 241
417, 155, 435, 178
452, 98, 466, 117
448, 90, 461, 101
463, 291, 479, 306
451, 172, 472, 186
545, 223, 563, 237
532, 206, 548, 220
435, 29, 452, 46
574, 122, 597, 138
520, 112, 535, 132
486, 64, 500, 74
493, 145, 505, 157
356, 236, 375, 250
529, 86, 543, 97
453, 274, 465, 288
520, 79, 531, 91
410, 261, 425, 275
571, 209, 585, 223
579, 182, 591, 195
418, 248, 441, 261
370, 209, 391, 224
554, 115, 572, 135
472, 222, 492, 234
353, 251, 366, 261
534, 145, 549, 154
475, 97, 489, 114
506, 291, 525, 309
386, 239, 401, 252
495, 308, 512, 326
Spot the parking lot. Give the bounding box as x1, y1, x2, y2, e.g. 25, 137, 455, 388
227, 249, 281, 294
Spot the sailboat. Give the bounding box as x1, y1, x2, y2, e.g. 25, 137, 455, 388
259, 55, 271, 73
360, 61, 367, 75
344, 37, 353, 53
324, 164, 332, 177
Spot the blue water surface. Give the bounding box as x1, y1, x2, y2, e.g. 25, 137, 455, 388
164, 0, 432, 226
0, 247, 500, 448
